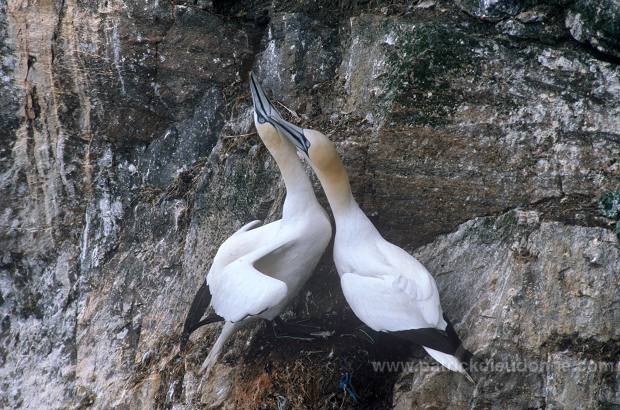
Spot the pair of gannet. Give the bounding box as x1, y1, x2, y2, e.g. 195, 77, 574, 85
182, 73, 472, 380
180, 76, 332, 373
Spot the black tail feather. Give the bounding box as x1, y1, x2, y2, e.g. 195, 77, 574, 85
443, 314, 473, 367
392, 327, 458, 355
392, 314, 473, 367
180, 281, 223, 350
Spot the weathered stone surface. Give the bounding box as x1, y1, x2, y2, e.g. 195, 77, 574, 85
496, 7, 569, 42
456, 0, 523, 21
566, 0, 620, 59
0, 0, 21, 156
256, 13, 340, 102
457, 0, 620, 60
336, 11, 619, 247
0, 0, 618, 409
394, 210, 620, 409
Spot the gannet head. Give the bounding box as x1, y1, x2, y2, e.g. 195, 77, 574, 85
249, 73, 342, 175
249, 72, 311, 154
298, 129, 341, 174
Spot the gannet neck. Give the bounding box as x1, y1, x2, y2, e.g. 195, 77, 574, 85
312, 159, 356, 220
263, 135, 317, 218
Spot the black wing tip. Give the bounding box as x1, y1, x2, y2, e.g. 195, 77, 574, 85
180, 314, 224, 351
443, 314, 474, 366
442, 314, 465, 347
180, 281, 213, 347
458, 347, 474, 368
393, 316, 472, 359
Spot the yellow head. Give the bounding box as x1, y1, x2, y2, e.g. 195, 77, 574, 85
302, 129, 343, 175
249, 73, 345, 178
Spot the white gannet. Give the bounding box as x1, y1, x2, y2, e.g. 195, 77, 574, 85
180, 73, 332, 373
259, 107, 474, 380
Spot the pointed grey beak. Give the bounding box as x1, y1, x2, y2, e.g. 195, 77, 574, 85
249, 72, 311, 155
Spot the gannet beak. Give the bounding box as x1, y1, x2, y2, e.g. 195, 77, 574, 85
249, 72, 272, 125
249, 72, 310, 155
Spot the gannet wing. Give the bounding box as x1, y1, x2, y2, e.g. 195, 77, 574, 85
376, 240, 435, 301
229, 219, 263, 237
180, 220, 265, 348
341, 272, 464, 357
340, 273, 431, 332
209, 242, 290, 323
342, 241, 442, 328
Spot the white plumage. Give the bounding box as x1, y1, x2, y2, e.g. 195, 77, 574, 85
334, 209, 441, 331
333, 205, 468, 375
181, 74, 332, 374
267, 120, 473, 379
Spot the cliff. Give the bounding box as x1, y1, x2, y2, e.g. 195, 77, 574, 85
0, 0, 618, 408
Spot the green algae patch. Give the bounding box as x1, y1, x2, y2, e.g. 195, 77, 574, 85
385, 24, 480, 127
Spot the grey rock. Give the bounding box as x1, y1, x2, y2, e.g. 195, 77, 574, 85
456, 0, 523, 21
0, 0, 21, 160
496, 15, 568, 42
0, 1, 618, 409
140, 86, 225, 187
566, 0, 620, 59
255, 13, 341, 111
394, 210, 620, 409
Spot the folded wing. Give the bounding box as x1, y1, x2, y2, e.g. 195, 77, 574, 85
209, 243, 290, 323
340, 272, 442, 332
376, 240, 435, 301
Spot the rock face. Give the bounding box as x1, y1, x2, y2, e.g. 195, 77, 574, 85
566, 0, 620, 59
395, 210, 619, 409
0, 1, 618, 409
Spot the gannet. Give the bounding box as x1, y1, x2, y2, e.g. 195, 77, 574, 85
258, 103, 473, 380
180, 73, 332, 373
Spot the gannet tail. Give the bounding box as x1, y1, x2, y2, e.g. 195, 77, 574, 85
424, 314, 474, 383
393, 314, 474, 382
423, 347, 474, 382
200, 321, 242, 374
